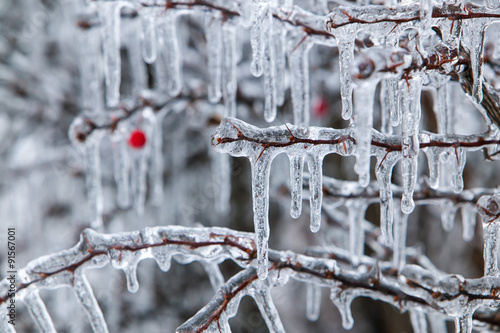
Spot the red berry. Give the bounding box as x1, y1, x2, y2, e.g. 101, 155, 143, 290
312, 96, 329, 118
128, 129, 147, 149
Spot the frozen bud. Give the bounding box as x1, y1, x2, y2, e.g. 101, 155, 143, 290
477, 195, 500, 221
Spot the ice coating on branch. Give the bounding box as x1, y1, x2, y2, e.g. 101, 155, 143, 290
306, 282, 321, 321
461, 204, 476, 242
409, 310, 427, 333
376, 150, 401, 245
346, 200, 367, 265
262, 7, 277, 123
461, 18, 489, 103
401, 78, 422, 214
157, 12, 182, 96
288, 154, 304, 219
97, 1, 128, 107
353, 81, 376, 187
222, 23, 238, 118
139, 7, 157, 64
73, 274, 109, 333
250, 1, 265, 77
478, 195, 500, 277
288, 31, 313, 126
330, 287, 355, 330
23, 290, 57, 332
432, 75, 452, 134
335, 25, 357, 120
205, 14, 222, 103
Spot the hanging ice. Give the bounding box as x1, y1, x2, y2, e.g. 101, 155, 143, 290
157, 12, 182, 96
376, 150, 400, 245
393, 211, 409, 270
346, 200, 367, 265
73, 274, 109, 333
97, 1, 129, 107
222, 23, 238, 118
23, 291, 56, 333
250, 0, 266, 77
111, 126, 131, 209
330, 287, 355, 330
273, 20, 287, 107
306, 282, 321, 321
262, 7, 277, 123
288, 154, 304, 219
410, 309, 428, 333
335, 24, 357, 120
461, 204, 476, 242
205, 14, 222, 104
288, 31, 313, 126
307, 151, 324, 233
353, 81, 377, 187
477, 195, 500, 277
400, 77, 422, 214
450, 147, 466, 193
139, 7, 157, 64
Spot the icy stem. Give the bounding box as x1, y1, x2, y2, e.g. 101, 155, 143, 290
79, 28, 103, 113
73, 274, 109, 333
23, 290, 56, 333
335, 24, 357, 120
97, 1, 128, 107
478, 195, 500, 277
139, 7, 157, 64
288, 31, 313, 126
288, 154, 304, 219
353, 81, 376, 187
205, 14, 222, 103
401, 77, 422, 214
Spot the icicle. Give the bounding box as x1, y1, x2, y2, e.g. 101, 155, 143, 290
346, 200, 367, 265
461, 204, 476, 242
330, 288, 355, 330
376, 151, 400, 245
306, 282, 321, 322
251, 151, 273, 280
262, 7, 277, 123
401, 78, 422, 214
289, 154, 304, 219
73, 274, 109, 333
433, 75, 451, 134
388, 78, 401, 127
85, 131, 104, 229
222, 23, 238, 118
379, 79, 393, 134
23, 290, 56, 333
139, 7, 157, 64
0, 306, 16, 332
126, 18, 147, 96
477, 195, 500, 277
288, 31, 312, 126
130, 108, 155, 216
429, 314, 448, 333
80, 28, 103, 113
410, 310, 428, 333
97, 2, 127, 107
273, 20, 286, 107
112, 131, 131, 209
252, 286, 286, 333
205, 14, 222, 103
461, 18, 488, 103
419, 0, 433, 37
393, 210, 409, 271
424, 147, 441, 189
455, 314, 472, 333
441, 200, 457, 232
250, 1, 266, 77
307, 152, 324, 233
149, 111, 166, 206
450, 147, 466, 193
354, 81, 376, 187
213, 153, 231, 216
157, 12, 182, 96
335, 24, 357, 120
